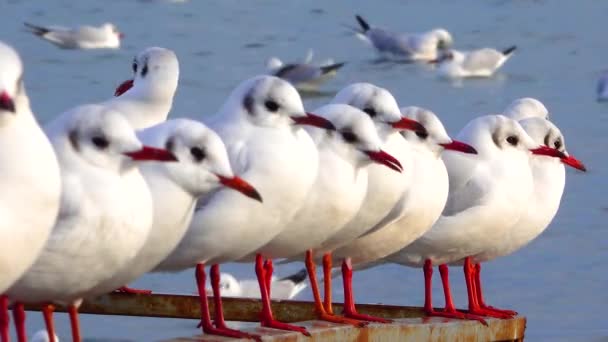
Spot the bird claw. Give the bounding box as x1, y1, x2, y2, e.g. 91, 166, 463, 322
114, 286, 152, 295
261, 318, 311, 336
425, 308, 488, 326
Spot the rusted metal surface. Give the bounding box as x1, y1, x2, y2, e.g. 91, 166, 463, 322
24, 293, 526, 341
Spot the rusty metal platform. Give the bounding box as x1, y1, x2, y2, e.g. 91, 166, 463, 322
24, 293, 526, 341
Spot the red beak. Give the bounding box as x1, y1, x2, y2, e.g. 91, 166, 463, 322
124, 146, 177, 162
0, 91, 15, 113
440, 140, 477, 154
291, 112, 336, 130
391, 117, 426, 132
216, 175, 263, 202
118, 32, 125, 39
114, 79, 134, 97
561, 155, 587, 172
529, 146, 567, 159
364, 149, 403, 173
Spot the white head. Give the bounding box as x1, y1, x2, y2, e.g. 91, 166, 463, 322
503, 98, 549, 121
0, 41, 26, 122
205, 272, 240, 296
139, 119, 263, 200
431, 49, 465, 65
266, 57, 284, 71
31, 330, 59, 342
331, 83, 424, 135
55, 104, 176, 173
429, 28, 453, 50
101, 23, 123, 47
114, 47, 180, 101
314, 103, 403, 172
455, 114, 566, 161
519, 117, 586, 171
400, 106, 477, 156
218, 75, 335, 131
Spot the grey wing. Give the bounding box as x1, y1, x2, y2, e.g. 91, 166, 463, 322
440, 152, 487, 216
275, 64, 320, 84
461, 49, 503, 71
369, 29, 410, 55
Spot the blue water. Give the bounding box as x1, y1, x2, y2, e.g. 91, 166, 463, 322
2, 0, 607, 341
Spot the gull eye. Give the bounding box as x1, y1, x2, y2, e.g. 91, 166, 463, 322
190, 147, 206, 162
341, 131, 358, 143
264, 100, 279, 112
362, 107, 377, 118
141, 64, 149, 77
506, 135, 519, 146
416, 130, 429, 139
132, 61, 137, 73
554, 139, 562, 150
91, 136, 109, 149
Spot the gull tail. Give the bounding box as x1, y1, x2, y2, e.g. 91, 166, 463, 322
279, 269, 307, 285
355, 15, 370, 33
320, 62, 346, 75
24, 22, 51, 36
502, 45, 517, 56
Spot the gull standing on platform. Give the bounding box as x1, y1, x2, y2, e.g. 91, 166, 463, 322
389, 115, 567, 323
109, 47, 179, 129
156, 75, 336, 339
0, 41, 61, 342
24, 22, 123, 50
353, 15, 452, 62
253, 103, 404, 326
7, 105, 177, 342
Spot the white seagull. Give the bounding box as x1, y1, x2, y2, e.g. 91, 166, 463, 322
388, 114, 566, 323
253, 103, 403, 326
431, 46, 517, 79
6, 104, 176, 342
109, 47, 180, 129
0, 41, 61, 342
353, 15, 453, 62
206, 269, 308, 300
266, 51, 346, 91
155, 75, 335, 339
503, 97, 549, 121
24, 22, 123, 50
333, 107, 476, 271
100, 118, 261, 295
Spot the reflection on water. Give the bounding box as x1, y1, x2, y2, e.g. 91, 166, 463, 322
2, 0, 607, 341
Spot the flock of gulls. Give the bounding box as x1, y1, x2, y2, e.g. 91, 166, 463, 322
0, 12, 589, 342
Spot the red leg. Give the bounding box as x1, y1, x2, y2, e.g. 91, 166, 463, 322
464, 257, 512, 319
305, 250, 366, 327
68, 305, 81, 342
12, 302, 26, 342
114, 286, 152, 295
432, 264, 487, 325
474, 263, 517, 316
41, 304, 56, 342
196, 264, 260, 340
322, 253, 333, 314
263, 259, 273, 298
210, 264, 261, 341
0, 295, 9, 342
341, 257, 392, 323
255, 254, 310, 336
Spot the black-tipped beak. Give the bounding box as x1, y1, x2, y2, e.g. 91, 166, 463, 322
0, 91, 15, 113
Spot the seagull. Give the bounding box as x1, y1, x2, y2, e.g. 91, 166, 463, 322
155, 75, 336, 339
332, 107, 477, 272
266, 51, 346, 91
431, 46, 517, 78
23, 22, 123, 49
6, 104, 176, 342
109, 47, 180, 129
0, 41, 61, 342
96, 118, 260, 295
206, 269, 308, 300
252, 103, 404, 326
31, 330, 59, 342
353, 15, 453, 62
388, 114, 566, 323
458, 103, 586, 317
597, 72, 608, 101
503, 97, 549, 121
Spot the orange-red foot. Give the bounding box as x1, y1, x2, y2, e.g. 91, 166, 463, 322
467, 307, 514, 319
342, 309, 392, 324
114, 286, 152, 295
316, 311, 368, 327
479, 304, 517, 316
261, 318, 311, 336
424, 308, 488, 326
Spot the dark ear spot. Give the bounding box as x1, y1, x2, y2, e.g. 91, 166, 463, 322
69, 130, 80, 152
243, 95, 254, 115
491, 130, 501, 147
165, 136, 175, 152
543, 133, 551, 147
141, 64, 149, 77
